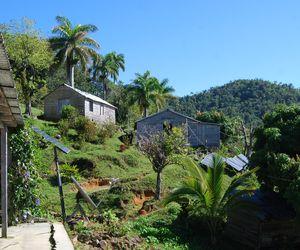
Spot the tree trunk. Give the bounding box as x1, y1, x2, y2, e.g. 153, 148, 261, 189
155, 171, 162, 200
143, 106, 148, 118
21, 69, 32, 116
103, 80, 108, 100
207, 219, 217, 245
25, 98, 32, 116
66, 61, 75, 87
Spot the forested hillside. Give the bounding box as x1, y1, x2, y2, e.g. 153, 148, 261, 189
169, 79, 300, 122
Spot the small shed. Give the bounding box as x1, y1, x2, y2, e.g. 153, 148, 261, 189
43, 84, 117, 124
136, 109, 220, 147
0, 34, 23, 237
225, 190, 300, 249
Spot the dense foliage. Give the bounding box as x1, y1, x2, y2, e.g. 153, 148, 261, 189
165, 155, 258, 244
9, 127, 42, 222
1, 18, 53, 115
91, 52, 125, 99
169, 79, 300, 123
58, 105, 118, 146
251, 104, 300, 211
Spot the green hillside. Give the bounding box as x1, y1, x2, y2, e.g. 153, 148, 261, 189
169, 79, 300, 122
23, 109, 197, 249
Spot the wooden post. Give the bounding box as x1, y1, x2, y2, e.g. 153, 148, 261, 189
71, 176, 98, 209
54, 147, 66, 222
1, 126, 8, 238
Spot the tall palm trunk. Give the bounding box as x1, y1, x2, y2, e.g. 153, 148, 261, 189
66, 59, 75, 87
155, 171, 162, 200
103, 79, 108, 100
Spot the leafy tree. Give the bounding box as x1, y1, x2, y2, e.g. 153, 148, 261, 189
139, 127, 187, 200
251, 105, 300, 196
49, 16, 99, 87
165, 155, 258, 244
1, 18, 53, 115
92, 52, 125, 99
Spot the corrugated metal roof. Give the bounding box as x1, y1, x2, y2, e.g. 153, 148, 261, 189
0, 34, 23, 127
44, 84, 117, 109
201, 153, 248, 171
136, 108, 220, 126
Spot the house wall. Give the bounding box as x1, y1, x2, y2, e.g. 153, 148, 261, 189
136, 110, 220, 148
44, 85, 85, 121
84, 100, 116, 124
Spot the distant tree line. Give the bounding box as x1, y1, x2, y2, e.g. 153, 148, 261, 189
169, 79, 300, 123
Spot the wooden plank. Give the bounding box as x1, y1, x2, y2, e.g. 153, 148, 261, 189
7, 99, 19, 107
1, 126, 8, 238
0, 46, 10, 70
10, 107, 21, 114
0, 107, 13, 115
0, 70, 14, 87
1, 87, 17, 99
4, 121, 17, 127
0, 114, 14, 121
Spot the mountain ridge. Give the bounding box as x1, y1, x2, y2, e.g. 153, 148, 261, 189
168, 79, 300, 122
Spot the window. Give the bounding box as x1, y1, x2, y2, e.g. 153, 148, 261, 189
89, 100, 93, 112
100, 105, 104, 115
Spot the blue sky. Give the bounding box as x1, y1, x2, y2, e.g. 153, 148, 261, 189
2, 0, 300, 96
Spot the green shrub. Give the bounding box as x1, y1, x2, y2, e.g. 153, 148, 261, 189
61, 105, 78, 121
103, 209, 119, 224
60, 163, 80, 182
121, 154, 138, 167
103, 122, 118, 138
130, 208, 183, 246
75, 221, 93, 236
95, 123, 118, 144
58, 119, 70, 136
74, 116, 98, 143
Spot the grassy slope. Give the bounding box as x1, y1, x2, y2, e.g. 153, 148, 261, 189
22, 106, 239, 249
23, 106, 187, 217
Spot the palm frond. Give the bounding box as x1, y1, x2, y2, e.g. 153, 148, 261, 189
55, 16, 72, 27
80, 37, 100, 49
76, 24, 98, 33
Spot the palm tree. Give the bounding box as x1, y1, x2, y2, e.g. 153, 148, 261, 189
92, 52, 125, 99
128, 71, 158, 117
49, 16, 100, 87
153, 78, 174, 111
164, 155, 258, 244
